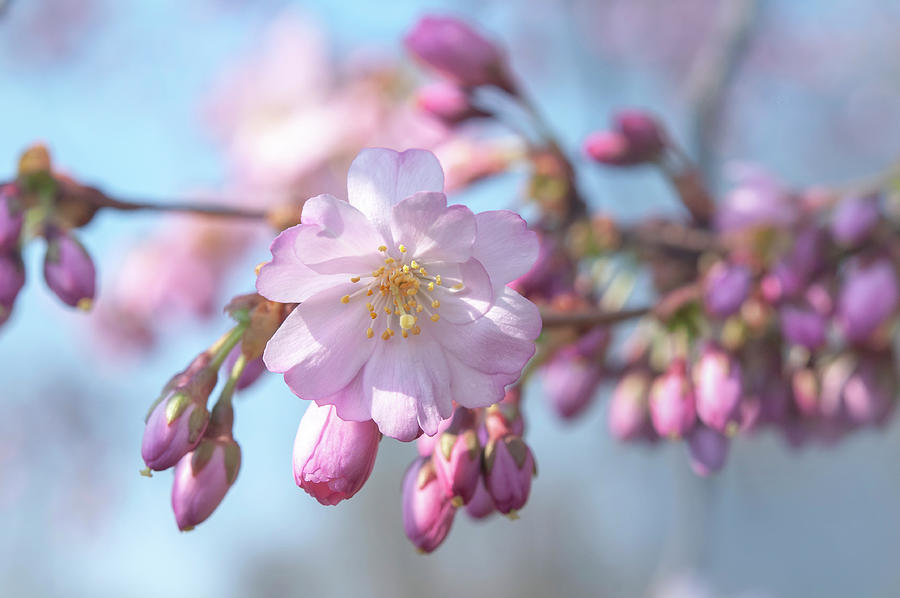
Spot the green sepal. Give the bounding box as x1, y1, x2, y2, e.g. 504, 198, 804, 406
190, 441, 215, 476
164, 392, 191, 425
461, 429, 480, 461
438, 432, 457, 462
224, 443, 241, 485
187, 407, 209, 444
416, 459, 437, 490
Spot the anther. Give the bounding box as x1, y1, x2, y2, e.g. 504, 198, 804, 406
381, 330, 391, 340
431, 314, 440, 322
366, 328, 374, 339
378, 245, 387, 252
427, 282, 435, 291
340, 295, 350, 304
453, 283, 464, 290
399, 244, 407, 253
350, 276, 361, 283
431, 300, 440, 308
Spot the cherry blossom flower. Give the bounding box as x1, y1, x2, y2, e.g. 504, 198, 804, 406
257, 148, 540, 440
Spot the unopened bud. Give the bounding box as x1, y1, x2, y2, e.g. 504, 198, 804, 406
686, 426, 729, 476
693, 344, 742, 434
402, 457, 456, 553
649, 361, 697, 439
43, 228, 95, 310
171, 436, 241, 530
483, 434, 535, 515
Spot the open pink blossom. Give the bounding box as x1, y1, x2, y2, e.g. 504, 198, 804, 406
258, 148, 541, 440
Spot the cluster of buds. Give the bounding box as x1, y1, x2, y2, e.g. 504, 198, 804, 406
0, 145, 98, 330
403, 390, 535, 553
141, 295, 291, 529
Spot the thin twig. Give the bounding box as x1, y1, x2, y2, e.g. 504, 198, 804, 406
540, 306, 651, 328
90, 194, 269, 221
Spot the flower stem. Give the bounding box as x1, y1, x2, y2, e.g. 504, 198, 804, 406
94, 195, 269, 220
209, 324, 248, 370
218, 352, 248, 406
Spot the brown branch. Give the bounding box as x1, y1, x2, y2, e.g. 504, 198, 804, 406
91, 194, 269, 221
540, 306, 651, 328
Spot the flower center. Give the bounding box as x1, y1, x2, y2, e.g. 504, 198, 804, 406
339, 243, 463, 340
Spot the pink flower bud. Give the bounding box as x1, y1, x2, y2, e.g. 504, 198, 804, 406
416, 417, 453, 457
608, 370, 654, 441
0, 185, 24, 252
838, 258, 899, 344
542, 328, 608, 420
43, 228, 96, 310
483, 434, 535, 516
649, 362, 697, 439
224, 345, 266, 390
405, 16, 511, 91
693, 345, 742, 434
831, 195, 879, 247
843, 356, 896, 425
687, 426, 729, 476
415, 82, 488, 126
583, 131, 633, 166
791, 367, 820, 417
141, 353, 217, 471
614, 110, 665, 162
432, 426, 481, 506
0, 250, 25, 326
779, 305, 827, 350
171, 436, 241, 530
402, 457, 456, 553
464, 477, 496, 520
703, 261, 751, 318
716, 166, 796, 233
292, 402, 380, 506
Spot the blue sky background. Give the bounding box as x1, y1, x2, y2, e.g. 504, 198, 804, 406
2, 1, 900, 596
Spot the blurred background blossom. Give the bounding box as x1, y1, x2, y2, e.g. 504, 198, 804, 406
3, 1, 900, 596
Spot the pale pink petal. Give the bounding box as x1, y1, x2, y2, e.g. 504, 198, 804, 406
256, 224, 349, 303
313, 369, 372, 422
434, 286, 540, 375
445, 350, 516, 408
264, 283, 375, 398
391, 192, 476, 263
296, 194, 385, 275
347, 149, 444, 244
364, 336, 452, 440
426, 258, 493, 324
472, 211, 539, 292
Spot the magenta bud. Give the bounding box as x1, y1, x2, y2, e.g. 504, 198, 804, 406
614, 110, 665, 162
649, 362, 697, 439
483, 434, 535, 516
142, 354, 217, 471
402, 457, 456, 553
716, 166, 796, 233
0, 185, 24, 252
293, 402, 380, 506
464, 477, 496, 520
703, 261, 751, 318
0, 250, 25, 326
415, 82, 487, 125
142, 391, 211, 471
693, 345, 742, 434
224, 345, 266, 390
43, 229, 96, 310
779, 305, 827, 350
171, 436, 241, 530
608, 370, 654, 441
686, 426, 729, 476
831, 195, 879, 247
405, 16, 511, 91
542, 328, 608, 420
432, 428, 481, 506
838, 258, 899, 344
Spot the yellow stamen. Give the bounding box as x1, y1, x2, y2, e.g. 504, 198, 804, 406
453, 283, 464, 290
366, 328, 374, 339
381, 330, 391, 340
410, 260, 419, 269
431, 300, 440, 308
427, 282, 434, 291
399, 244, 407, 253
416, 305, 424, 313
370, 312, 377, 320
435, 275, 442, 285
340, 295, 350, 304
350, 276, 361, 283
378, 245, 387, 252
431, 314, 440, 322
